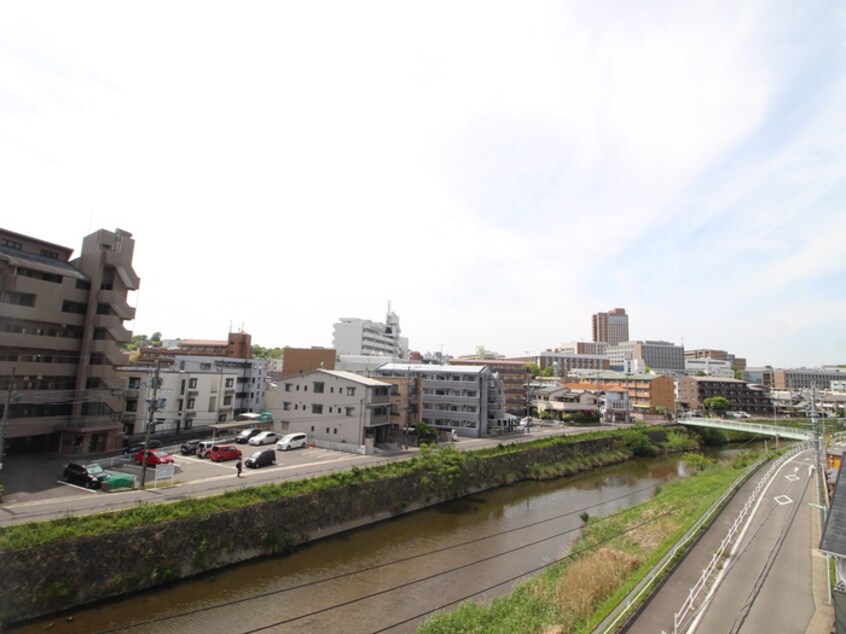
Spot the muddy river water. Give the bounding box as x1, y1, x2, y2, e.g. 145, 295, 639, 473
11, 449, 741, 634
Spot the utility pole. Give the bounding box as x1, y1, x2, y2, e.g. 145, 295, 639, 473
0, 368, 15, 472
139, 359, 163, 489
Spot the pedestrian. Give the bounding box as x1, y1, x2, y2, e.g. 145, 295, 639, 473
235, 458, 243, 478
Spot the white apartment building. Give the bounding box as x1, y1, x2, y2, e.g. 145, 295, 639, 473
119, 356, 267, 439
271, 369, 392, 453
374, 363, 507, 437
685, 358, 734, 378
332, 307, 409, 358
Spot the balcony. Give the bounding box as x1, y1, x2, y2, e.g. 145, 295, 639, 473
97, 290, 136, 320
104, 251, 140, 290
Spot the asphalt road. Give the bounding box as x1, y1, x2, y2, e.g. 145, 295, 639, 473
625, 447, 831, 634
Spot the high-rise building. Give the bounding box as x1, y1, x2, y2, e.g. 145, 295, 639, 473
592, 308, 629, 345
332, 305, 408, 358
0, 227, 139, 456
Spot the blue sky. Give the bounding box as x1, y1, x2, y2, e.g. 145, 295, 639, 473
2, 1, 845, 368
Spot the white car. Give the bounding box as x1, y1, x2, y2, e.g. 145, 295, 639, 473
276, 433, 308, 451
248, 431, 279, 446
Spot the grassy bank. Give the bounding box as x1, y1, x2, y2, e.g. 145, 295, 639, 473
0, 427, 670, 552
418, 449, 765, 634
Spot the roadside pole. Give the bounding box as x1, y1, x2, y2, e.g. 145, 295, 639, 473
139, 359, 163, 489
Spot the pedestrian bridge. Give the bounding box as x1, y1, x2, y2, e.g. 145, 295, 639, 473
679, 417, 812, 440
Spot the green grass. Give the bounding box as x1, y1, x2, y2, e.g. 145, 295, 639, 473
0, 426, 671, 553
418, 450, 767, 634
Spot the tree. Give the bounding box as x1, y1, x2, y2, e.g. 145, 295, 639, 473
704, 396, 731, 417
525, 363, 541, 377
542, 366, 556, 377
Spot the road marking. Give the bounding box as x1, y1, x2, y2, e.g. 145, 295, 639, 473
774, 495, 793, 505
785, 474, 800, 481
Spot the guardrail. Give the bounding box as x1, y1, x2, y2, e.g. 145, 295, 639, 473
672, 441, 810, 633
598, 447, 776, 633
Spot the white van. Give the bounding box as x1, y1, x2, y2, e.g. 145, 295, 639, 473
276, 433, 308, 451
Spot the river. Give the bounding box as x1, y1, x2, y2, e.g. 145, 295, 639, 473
9, 448, 742, 634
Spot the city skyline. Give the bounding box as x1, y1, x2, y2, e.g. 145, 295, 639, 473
2, 2, 844, 368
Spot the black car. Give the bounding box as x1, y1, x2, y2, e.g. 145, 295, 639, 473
62, 462, 109, 489
235, 429, 262, 444
245, 449, 276, 469
180, 439, 202, 455
123, 439, 163, 455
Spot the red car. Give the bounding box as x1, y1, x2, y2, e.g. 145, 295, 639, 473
134, 449, 175, 466
209, 445, 242, 462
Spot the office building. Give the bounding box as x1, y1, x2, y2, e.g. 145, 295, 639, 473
592, 308, 629, 345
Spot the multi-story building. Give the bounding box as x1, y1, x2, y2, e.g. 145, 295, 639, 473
677, 376, 772, 415
129, 332, 268, 434
270, 369, 392, 453
332, 306, 408, 359
508, 351, 608, 377
742, 366, 775, 388
0, 227, 139, 456
685, 349, 746, 371
607, 340, 685, 375
564, 371, 676, 416
773, 368, 846, 391
450, 358, 529, 415
685, 358, 734, 378
118, 361, 243, 437
374, 363, 507, 437
558, 341, 608, 356
592, 308, 629, 345
280, 347, 336, 377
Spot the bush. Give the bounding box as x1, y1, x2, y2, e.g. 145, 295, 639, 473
620, 429, 659, 457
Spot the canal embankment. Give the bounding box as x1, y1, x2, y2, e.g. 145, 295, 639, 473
0, 427, 673, 626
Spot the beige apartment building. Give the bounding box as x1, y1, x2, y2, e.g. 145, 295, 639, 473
564, 371, 676, 416
0, 227, 139, 455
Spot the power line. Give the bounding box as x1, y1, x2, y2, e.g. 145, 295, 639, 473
93, 482, 668, 633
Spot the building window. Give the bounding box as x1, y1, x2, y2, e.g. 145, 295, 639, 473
187, 398, 195, 409
0, 292, 35, 307
311, 425, 315, 432
224, 395, 232, 405
184, 419, 193, 430
312, 404, 323, 414
345, 407, 355, 416
347, 387, 356, 396
313, 382, 324, 394
189, 378, 198, 388
283, 402, 291, 410
334, 428, 338, 435
1, 239, 22, 250
226, 378, 235, 388
326, 427, 330, 434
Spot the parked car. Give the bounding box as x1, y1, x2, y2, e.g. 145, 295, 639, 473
134, 449, 175, 467
62, 462, 109, 489
248, 431, 279, 446
276, 433, 308, 451
235, 428, 262, 444
123, 439, 163, 455
180, 439, 202, 455
245, 449, 276, 469
196, 440, 216, 458
209, 445, 242, 462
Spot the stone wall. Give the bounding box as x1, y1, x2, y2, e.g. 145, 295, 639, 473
0, 430, 666, 624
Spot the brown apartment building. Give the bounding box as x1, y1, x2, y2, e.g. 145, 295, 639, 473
0, 227, 139, 455
677, 376, 772, 415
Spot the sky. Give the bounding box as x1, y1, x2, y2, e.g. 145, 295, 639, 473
2, 1, 845, 368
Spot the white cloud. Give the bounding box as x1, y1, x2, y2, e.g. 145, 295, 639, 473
1, 1, 844, 367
